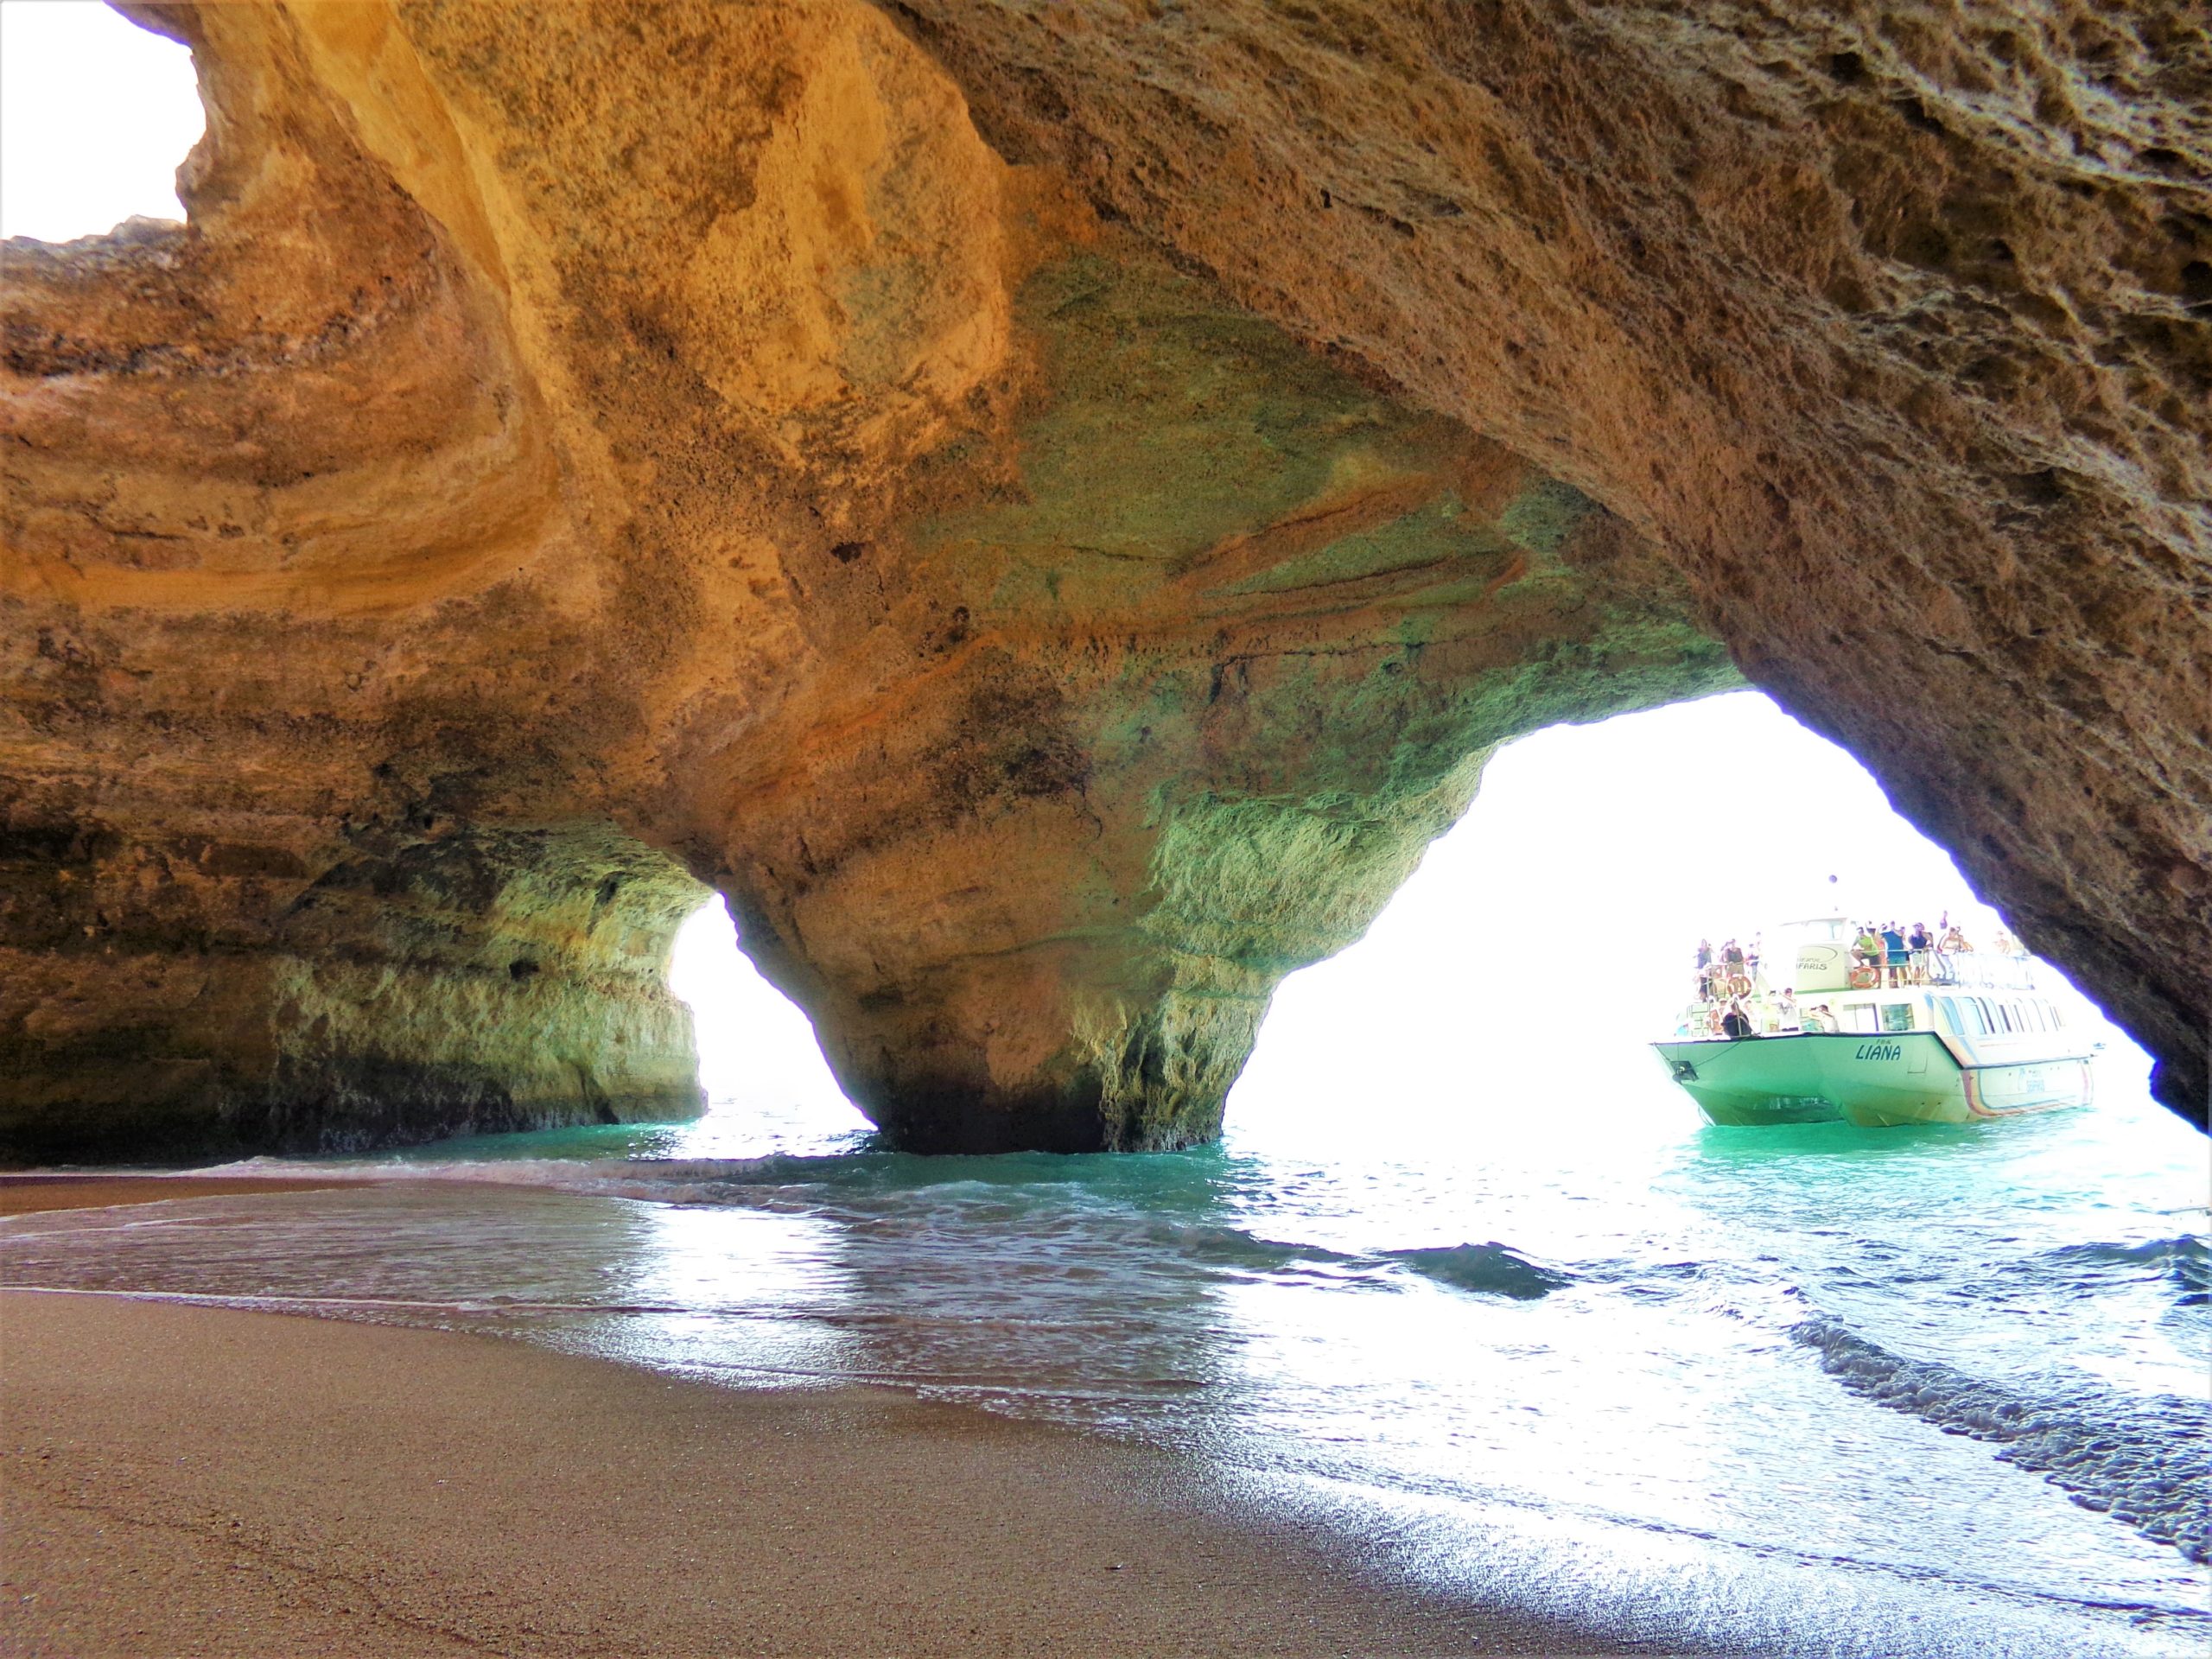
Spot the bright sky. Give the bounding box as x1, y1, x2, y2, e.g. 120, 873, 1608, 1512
671, 691, 2149, 1130
1, 1, 201, 242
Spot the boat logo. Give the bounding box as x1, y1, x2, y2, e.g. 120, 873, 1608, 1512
1853, 1042, 1903, 1061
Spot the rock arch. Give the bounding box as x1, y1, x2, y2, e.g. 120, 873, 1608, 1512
2, 1, 2202, 1157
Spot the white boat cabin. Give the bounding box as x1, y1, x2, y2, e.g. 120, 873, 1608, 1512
1678, 914, 2074, 1065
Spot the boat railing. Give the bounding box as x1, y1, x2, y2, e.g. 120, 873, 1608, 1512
1693, 950, 2035, 998
1922, 950, 2035, 990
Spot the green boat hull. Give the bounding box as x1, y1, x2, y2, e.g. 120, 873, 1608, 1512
1652, 1037, 1843, 1125
1652, 1032, 2093, 1128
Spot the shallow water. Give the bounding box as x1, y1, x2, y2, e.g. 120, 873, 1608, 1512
6, 1058, 2206, 1655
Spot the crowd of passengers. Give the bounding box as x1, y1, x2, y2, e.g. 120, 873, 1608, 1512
1688, 918, 2020, 1040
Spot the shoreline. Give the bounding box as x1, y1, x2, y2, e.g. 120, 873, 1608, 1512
0, 1287, 1618, 1657
0, 1174, 362, 1217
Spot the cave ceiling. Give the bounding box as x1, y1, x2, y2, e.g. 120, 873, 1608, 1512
0, 0, 2203, 1156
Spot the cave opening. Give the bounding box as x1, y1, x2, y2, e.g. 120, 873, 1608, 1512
1230, 689, 2158, 1153
669, 688, 2158, 1156
666, 891, 867, 1151
0, 2, 204, 244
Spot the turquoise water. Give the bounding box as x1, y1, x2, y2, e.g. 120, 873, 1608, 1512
6, 1055, 2205, 1655
13, 698, 2197, 1648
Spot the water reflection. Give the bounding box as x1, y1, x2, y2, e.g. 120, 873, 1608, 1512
584, 1201, 860, 1384
3, 1094, 2204, 1656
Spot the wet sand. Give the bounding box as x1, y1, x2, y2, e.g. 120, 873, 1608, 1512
0, 1175, 357, 1217
0, 1288, 1615, 1657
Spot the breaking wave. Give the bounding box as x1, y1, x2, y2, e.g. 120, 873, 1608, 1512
1794, 1318, 2211, 1564
1389, 1242, 1574, 1300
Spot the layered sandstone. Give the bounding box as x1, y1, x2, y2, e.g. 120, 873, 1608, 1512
1, 1, 2202, 1157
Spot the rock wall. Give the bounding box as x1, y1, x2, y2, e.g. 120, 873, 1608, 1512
0, 1, 2202, 1155
0, 816, 706, 1162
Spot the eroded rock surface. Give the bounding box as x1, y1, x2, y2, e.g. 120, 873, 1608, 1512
1, 1, 2202, 1157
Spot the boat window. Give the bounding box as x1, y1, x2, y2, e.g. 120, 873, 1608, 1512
1975, 997, 1996, 1033
1936, 996, 1962, 1035
1998, 1001, 2017, 1033
1880, 1002, 1916, 1033
1841, 1002, 1880, 1033
2049, 1001, 2064, 1027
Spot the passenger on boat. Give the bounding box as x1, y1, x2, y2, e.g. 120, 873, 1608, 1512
1881, 922, 1908, 988
1802, 1003, 1838, 1033
1721, 1001, 1757, 1039
1908, 921, 1932, 983
1719, 938, 1750, 998
1851, 925, 1885, 987
1775, 988, 1799, 1029
1940, 921, 1971, 953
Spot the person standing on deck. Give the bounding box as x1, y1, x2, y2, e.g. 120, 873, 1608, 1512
1880, 922, 1908, 988
1853, 924, 1885, 984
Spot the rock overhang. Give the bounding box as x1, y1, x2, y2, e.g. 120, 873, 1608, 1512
0, 0, 2202, 1155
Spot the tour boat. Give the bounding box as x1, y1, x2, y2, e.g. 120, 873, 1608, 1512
1651, 916, 2094, 1128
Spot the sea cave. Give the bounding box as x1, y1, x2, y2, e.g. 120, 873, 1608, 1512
3, 2, 2203, 1163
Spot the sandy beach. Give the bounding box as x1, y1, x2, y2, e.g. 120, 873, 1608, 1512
0, 1176, 359, 1217
0, 1277, 1606, 1657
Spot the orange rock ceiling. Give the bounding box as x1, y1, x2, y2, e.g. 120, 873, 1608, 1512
1, 1, 2203, 1156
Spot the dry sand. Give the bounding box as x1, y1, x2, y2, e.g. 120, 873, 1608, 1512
0, 1287, 1614, 1657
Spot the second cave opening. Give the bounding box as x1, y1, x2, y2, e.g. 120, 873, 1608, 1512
667, 688, 2152, 1148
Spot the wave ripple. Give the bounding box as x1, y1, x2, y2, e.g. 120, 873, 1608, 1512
1389, 1242, 1573, 1300
1794, 1319, 2211, 1565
